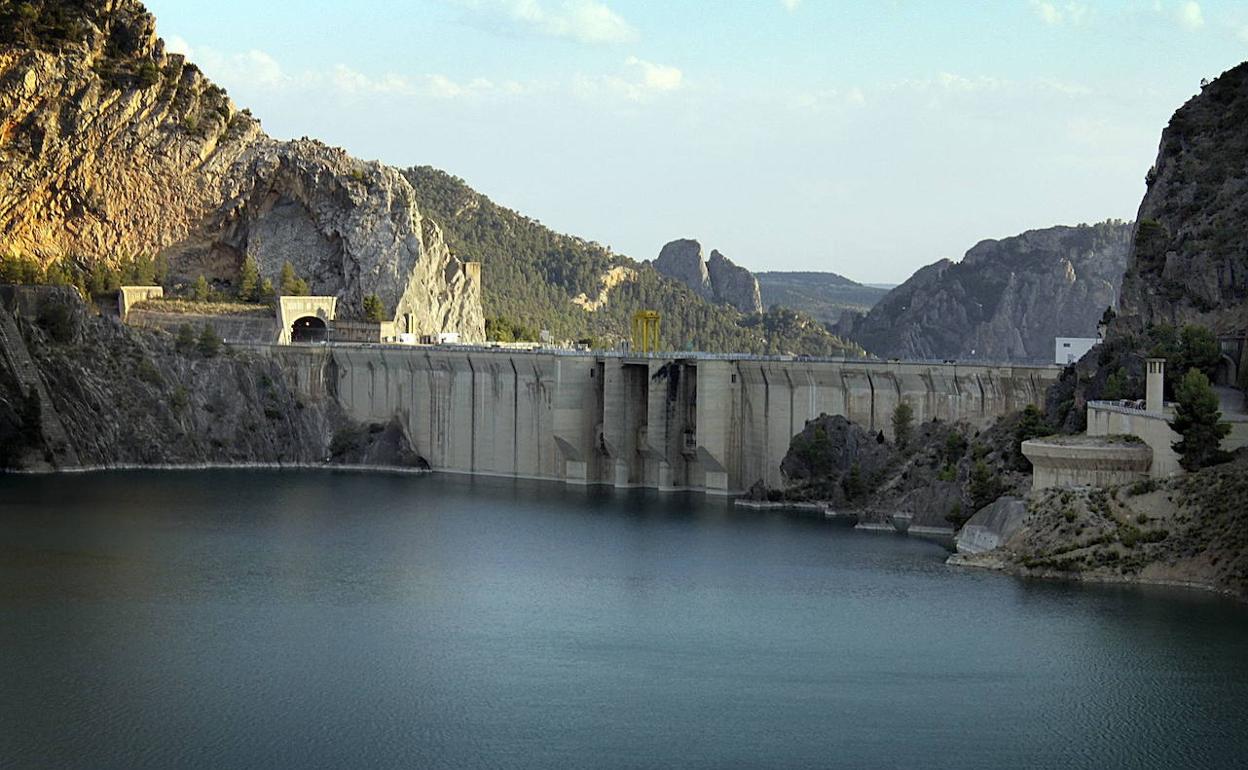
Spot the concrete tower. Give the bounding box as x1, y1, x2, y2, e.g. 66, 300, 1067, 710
1146, 358, 1165, 413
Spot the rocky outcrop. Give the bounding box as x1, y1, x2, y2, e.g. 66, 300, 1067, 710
706, 249, 763, 314
837, 222, 1130, 362
652, 239, 763, 314
0, 0, 483, 339
951, 452, 1248, 601
653, 239, 713, 300
1119, 63, 1248, 333
0, 286, 421, 471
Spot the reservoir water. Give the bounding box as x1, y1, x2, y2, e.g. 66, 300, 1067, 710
2, 470, 1246, 769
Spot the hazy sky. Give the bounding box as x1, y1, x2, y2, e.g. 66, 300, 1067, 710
146, 0, 1248, 282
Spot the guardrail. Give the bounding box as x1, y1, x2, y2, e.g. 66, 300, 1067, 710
250, 340, 1062, 369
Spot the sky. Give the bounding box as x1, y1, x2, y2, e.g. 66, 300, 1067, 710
145, 0, 1248, 283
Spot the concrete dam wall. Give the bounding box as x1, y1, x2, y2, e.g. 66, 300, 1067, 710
263, 345, 1060, 494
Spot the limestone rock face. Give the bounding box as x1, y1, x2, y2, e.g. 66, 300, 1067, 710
707, 249, 764, 314
1119, 62, 1248, 332
653, 239, 712, 300
838, 222, 1130, 362
0, 0, 483, 339
653, 239, 763, 314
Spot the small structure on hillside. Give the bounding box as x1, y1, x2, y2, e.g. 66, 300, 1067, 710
1055, 336, 1099, 365
1024, 356, 1248, 488
118, 286, 163, 320
277, 296, 337, 344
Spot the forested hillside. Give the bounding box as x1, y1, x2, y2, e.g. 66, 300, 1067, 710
756, 271, 888, 324
405, 167, 863, 356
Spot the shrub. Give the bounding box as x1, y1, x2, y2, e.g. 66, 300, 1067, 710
137, 357, 163, 387
891, 402, 913, 451
944, 431, 968, 465
174, 324, 196, 354
1126, 478, 1158, 497
196, 324, 221, 357
842, 462, 864, 500
968, 460, 1002, 511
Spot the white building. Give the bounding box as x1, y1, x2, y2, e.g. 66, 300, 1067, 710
1055, 337, 1099, 365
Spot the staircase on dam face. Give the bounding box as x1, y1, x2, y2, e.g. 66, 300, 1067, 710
0, 309, 81, 467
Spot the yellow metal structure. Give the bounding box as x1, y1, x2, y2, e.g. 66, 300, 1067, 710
630, 310, 661, 353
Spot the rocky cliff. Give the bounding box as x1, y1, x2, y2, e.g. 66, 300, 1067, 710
837, 222, 1130, 362
0, 0, 483, 339
1118, 63, 1248, 333
0, 286, 416, 471
653, 239, 763, 314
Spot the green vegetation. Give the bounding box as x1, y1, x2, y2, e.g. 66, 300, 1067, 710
196, 324, 221, 358
192, 275, 210, 302
237, 256, 261, 302
362, 294, 386, 323
485, 316, 540, 343
1, 251, 168, 298
405, 166, 862, 355
968, 459, 1003, 511
279, 261, 310, 297
842, 462, 865, 500
174, 323, 196, 354
755, 271, 887, 325
1013, 405, 1052, 470
1102, 367, 1131, 400
891, 402, 913, 451
1171, 368, 1230, 471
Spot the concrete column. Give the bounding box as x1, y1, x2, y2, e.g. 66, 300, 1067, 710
1146, 358, 1165, 413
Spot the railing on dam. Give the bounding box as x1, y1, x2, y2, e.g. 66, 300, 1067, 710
253, 339, 1063, 371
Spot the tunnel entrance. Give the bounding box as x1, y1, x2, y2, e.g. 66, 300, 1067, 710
291, 316, 327, 343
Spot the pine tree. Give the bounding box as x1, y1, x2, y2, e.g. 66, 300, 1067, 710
192, 275, 210, 302
238, 256, 261, 301
197, 324, 221, 358
279, 261, 309, 296
1171, 368, 1230, 471
363, 294, 386, 323
175, 323, 196, 354
891, 402, 913, 451
968, 460, 1001, 511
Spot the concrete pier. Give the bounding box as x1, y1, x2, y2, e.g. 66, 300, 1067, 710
262, 344, 1059, 494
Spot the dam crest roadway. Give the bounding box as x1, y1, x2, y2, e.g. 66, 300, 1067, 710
258, 343, 1060, 494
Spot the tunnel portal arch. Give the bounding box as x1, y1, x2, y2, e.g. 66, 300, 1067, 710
291, 315, 328, 343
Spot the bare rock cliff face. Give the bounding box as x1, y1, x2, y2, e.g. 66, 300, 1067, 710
1119, 62, 1248, 333
653, 239, 713, 300
838, 222, 1130, 362
653, 239, 763, 314
706, 249, 763, 315
0, 0, 482, 339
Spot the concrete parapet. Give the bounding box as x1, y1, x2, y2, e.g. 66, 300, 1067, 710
117, 286, 163, 320
1022, 435, 1152, 489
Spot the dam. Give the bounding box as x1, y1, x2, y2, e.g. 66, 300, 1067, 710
262, 344, 1060, 494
